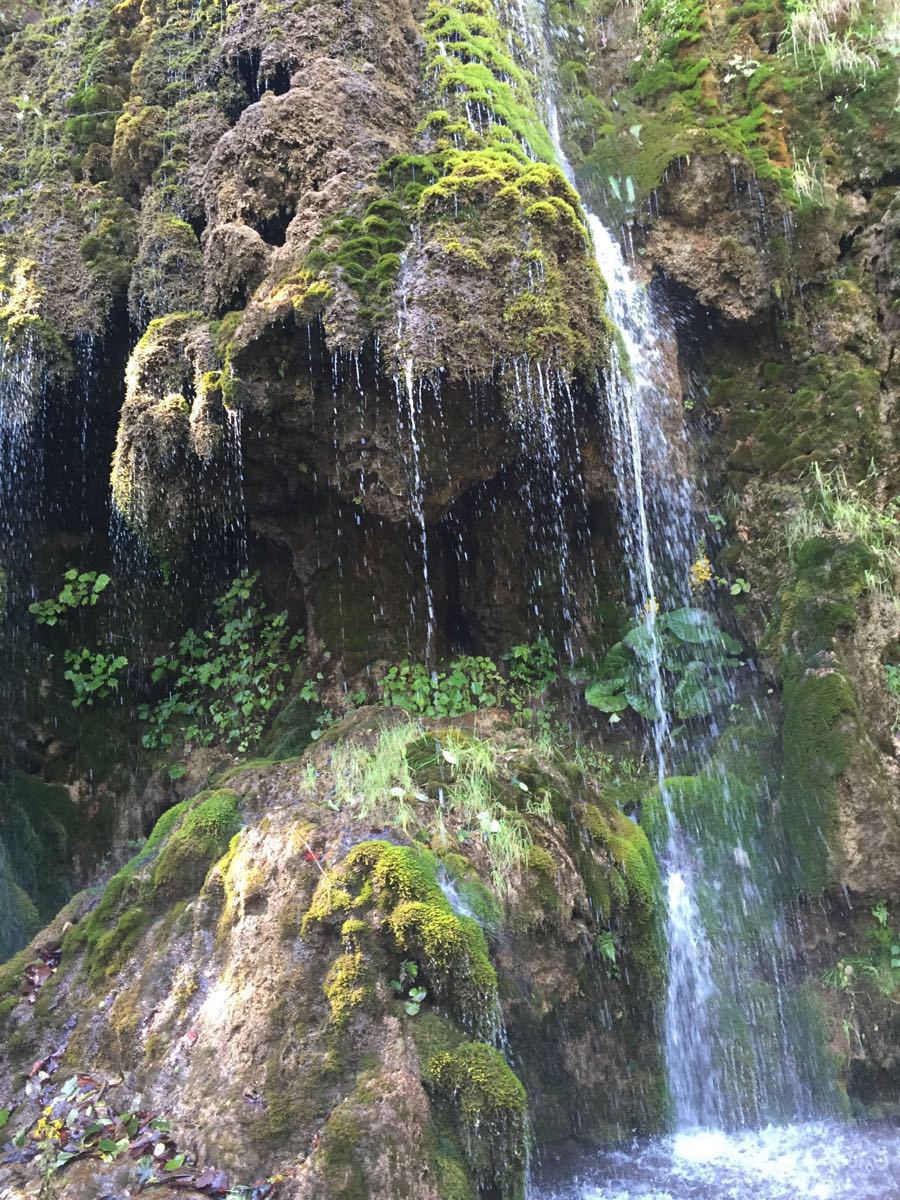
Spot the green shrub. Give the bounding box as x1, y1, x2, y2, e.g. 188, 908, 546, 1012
380, 641, 557, 718
28, 568, 111, 626
139, 573, 303, 753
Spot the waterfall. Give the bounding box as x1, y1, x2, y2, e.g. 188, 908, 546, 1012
544, 85, 837, 1131
544, 101, 728, 1131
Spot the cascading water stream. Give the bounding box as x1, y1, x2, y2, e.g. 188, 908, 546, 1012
545, 100, 727, 1133
533, 72, 900, 1200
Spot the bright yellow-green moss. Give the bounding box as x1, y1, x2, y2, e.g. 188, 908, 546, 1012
324, 951, 372, 1027
424, 1041, 528, 1200
304, 841, 498, 1038
258, 0, 606, 375
340, 917, 370, 944
582, 803, 659, 914
151, 789, 241, 896
524, 845, 556, 880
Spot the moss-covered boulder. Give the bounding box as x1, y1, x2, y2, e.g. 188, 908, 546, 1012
0, 709, 663, 1196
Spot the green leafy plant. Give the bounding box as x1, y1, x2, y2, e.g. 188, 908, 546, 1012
503, 637, 558, 710
29, 568, 111, 625
380, 641, 557, 719
598, 930, 617, 963
585, 606, 744, 722
138, 573, 303, 753
381, 656, 503, 716
63, 649, 128, 707
823, 901, 900, 998
390, 960, 428, 1015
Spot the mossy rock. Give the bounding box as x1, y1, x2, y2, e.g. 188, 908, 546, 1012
0, 770, 79, 926
151, 789, 241, 897
111, 100, 167, 196
304, 840, 499, 1039
782, 667, 857, 893
582, 802, 659, 915
423, 1041, 528, 1200
0, 848, 40, 963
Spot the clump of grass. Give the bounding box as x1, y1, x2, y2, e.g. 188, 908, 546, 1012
790, 150, 829, 204
784, 463, 900, 597
326, 723, 551, 893
786, 0, 882, 84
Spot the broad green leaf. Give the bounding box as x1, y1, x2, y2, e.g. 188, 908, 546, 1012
672, 670, 713, 720
664, 607, 721, 645
585, 683, 629, 713
625, 690, 662, 721
622, 622, 658, 662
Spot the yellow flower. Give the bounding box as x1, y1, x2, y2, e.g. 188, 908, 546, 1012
643, 596, 659, 615
690, 555, 713, 591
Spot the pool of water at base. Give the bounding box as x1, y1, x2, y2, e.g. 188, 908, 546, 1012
535, 1121, 900, 1200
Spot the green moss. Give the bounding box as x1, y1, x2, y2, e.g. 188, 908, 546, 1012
266, 0, 605, 376
582, 803, 659, 914
0, 755, 127, 943
424, 1041, 528, 1200
0, 993, 21, 1021
87, 904, 151, 987
389, 901, 497, 1029
62, 792, 233, 987
409, 1009, 464, 1065
525, 845, 556, 880
769, 536, 876, 655
304, 841, 499, 1039
324, 951, 372, 1028
128, 211, 203, 320
0, 851, 40, 963
315, 1094, 368, 1199
427, 1123, 478, 1200
781, 668, 856, 893
151, 789, 241, 897
0, 946, 31, 1002
263, 1047, 298, 1144
110, 99, 166, 195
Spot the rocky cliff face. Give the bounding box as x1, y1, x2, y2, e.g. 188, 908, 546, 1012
0, 0, 898, 1192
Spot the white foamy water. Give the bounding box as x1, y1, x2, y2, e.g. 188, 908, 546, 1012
536, 1122, 900, 1200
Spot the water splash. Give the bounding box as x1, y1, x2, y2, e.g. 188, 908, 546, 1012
537, 1121, 900, 1200
437, 867, 478, 921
